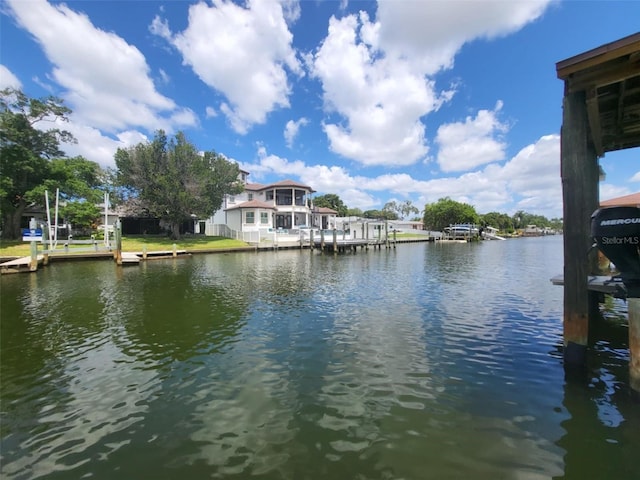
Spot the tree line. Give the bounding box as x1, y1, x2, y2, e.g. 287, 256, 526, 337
1, 88, 562, 240
422, 197, 562, 233
313, 194, 561, 234
1, 88, 242, 240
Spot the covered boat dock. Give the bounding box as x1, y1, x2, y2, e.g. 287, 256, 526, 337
556, 32, 640, 396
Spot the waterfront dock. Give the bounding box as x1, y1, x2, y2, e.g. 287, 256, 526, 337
0, 255, 44, 274
312, 237, 392, 253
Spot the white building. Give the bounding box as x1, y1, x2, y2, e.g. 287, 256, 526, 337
205, 171, 337, 240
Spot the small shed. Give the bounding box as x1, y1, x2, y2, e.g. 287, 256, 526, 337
556, 33, 640, 394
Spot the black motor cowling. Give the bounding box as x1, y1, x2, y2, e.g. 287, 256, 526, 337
591, 206, 640, 297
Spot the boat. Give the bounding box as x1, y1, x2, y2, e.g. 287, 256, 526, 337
481, 226, 506, 240
443, 224, 479, 239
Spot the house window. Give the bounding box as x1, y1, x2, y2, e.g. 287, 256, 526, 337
229, 195, 235, 203
248, 193, 253, 201
276, 189, 292, 205
261, 212, 269, 224
266, 191, 274, 201
245, 211, 255, 224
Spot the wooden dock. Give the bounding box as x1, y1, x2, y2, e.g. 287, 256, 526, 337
312, 238, 394, 253
551, 274, 627, 298
0, 255, 44, 274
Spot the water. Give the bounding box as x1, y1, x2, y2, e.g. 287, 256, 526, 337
1, 236, 638, 479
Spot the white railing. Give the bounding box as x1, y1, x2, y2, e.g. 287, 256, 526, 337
205, 223, 263, 244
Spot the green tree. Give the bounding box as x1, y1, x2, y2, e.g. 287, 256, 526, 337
363, 209, 396, 220
0, 88, 76, 239
313, 193, 348, 217
480, 211, 514, 233
383, 200, 420, 220
47, 157, 105, 232
512, 211, 554, 230
400, 200, 419, 220
346, 207, 363, 217
115, 130, 244, 239
382, 201, 400, 220
423, 197, 479, 231
549, 217, 563, 231
61, 201, 101, 232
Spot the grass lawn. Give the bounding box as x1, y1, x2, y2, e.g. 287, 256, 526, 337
0, 235, 249, 257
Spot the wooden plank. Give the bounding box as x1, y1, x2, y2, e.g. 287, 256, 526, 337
556, 32, 640, 78
551, 274, 627, 297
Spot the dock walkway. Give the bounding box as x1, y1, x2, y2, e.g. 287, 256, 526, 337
0, 255, 44, 274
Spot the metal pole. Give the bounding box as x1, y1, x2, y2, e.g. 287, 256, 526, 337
45, 190, 53, 251
54, 188, 60, 247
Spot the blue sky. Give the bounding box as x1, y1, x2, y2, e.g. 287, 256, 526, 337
1, 0, 638, 219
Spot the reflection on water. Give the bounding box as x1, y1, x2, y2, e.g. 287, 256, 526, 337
1, 236, 638, 479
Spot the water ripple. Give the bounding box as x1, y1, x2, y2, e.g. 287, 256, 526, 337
1, 239, 636, 479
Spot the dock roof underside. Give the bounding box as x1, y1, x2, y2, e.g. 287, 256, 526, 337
556, 32, 640, 157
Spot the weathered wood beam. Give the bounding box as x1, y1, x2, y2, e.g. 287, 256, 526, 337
561, 89, 600, 367
564, 61, 640, 94
556, 33, 640, 78
586, 88, 604, 157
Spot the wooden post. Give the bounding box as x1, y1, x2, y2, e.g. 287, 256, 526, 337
173, 243, 177, 257
142, 246, 147, 260
630, 297, 640, 398
332, 228, 337, 255
28, 218, 38, 272
310, 230, 314, 251
561, 88, 599, 367
320, 230, 325, 252
29, 240, 38, 272
385, 221, 389, 249
114, 220, 122, 265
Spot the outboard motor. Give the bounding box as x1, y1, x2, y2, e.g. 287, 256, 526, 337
591, 206, 640, 298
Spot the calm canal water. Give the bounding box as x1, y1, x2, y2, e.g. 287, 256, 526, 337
1, 236, 638, 479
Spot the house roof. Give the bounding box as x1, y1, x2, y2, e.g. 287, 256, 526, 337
245, 182, 266, 191
313, 206, 338, 214
600, 192, 640, 207
225, 199, 277, 211
244, 179, 315, 192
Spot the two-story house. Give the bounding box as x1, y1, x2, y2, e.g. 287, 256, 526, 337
206, 170, 337, 238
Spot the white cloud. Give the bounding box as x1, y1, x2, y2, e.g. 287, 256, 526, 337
0, 64, 22, 90
56, 120, 148, 169
435, 102, 508, 172
376, 0, 552, 75
6, 0, 196, 133
284, 117, 308, 148
205, 106, 217, 118
152, 0, 301, 134
599, 184, 632, 203
630, 171, 640, 182
243, 134, 564, 218
312, 12, 443, 167
310, 1, 551, 169
497, 134, 561, 215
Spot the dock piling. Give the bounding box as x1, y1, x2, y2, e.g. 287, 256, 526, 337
630, 298, 640, 398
